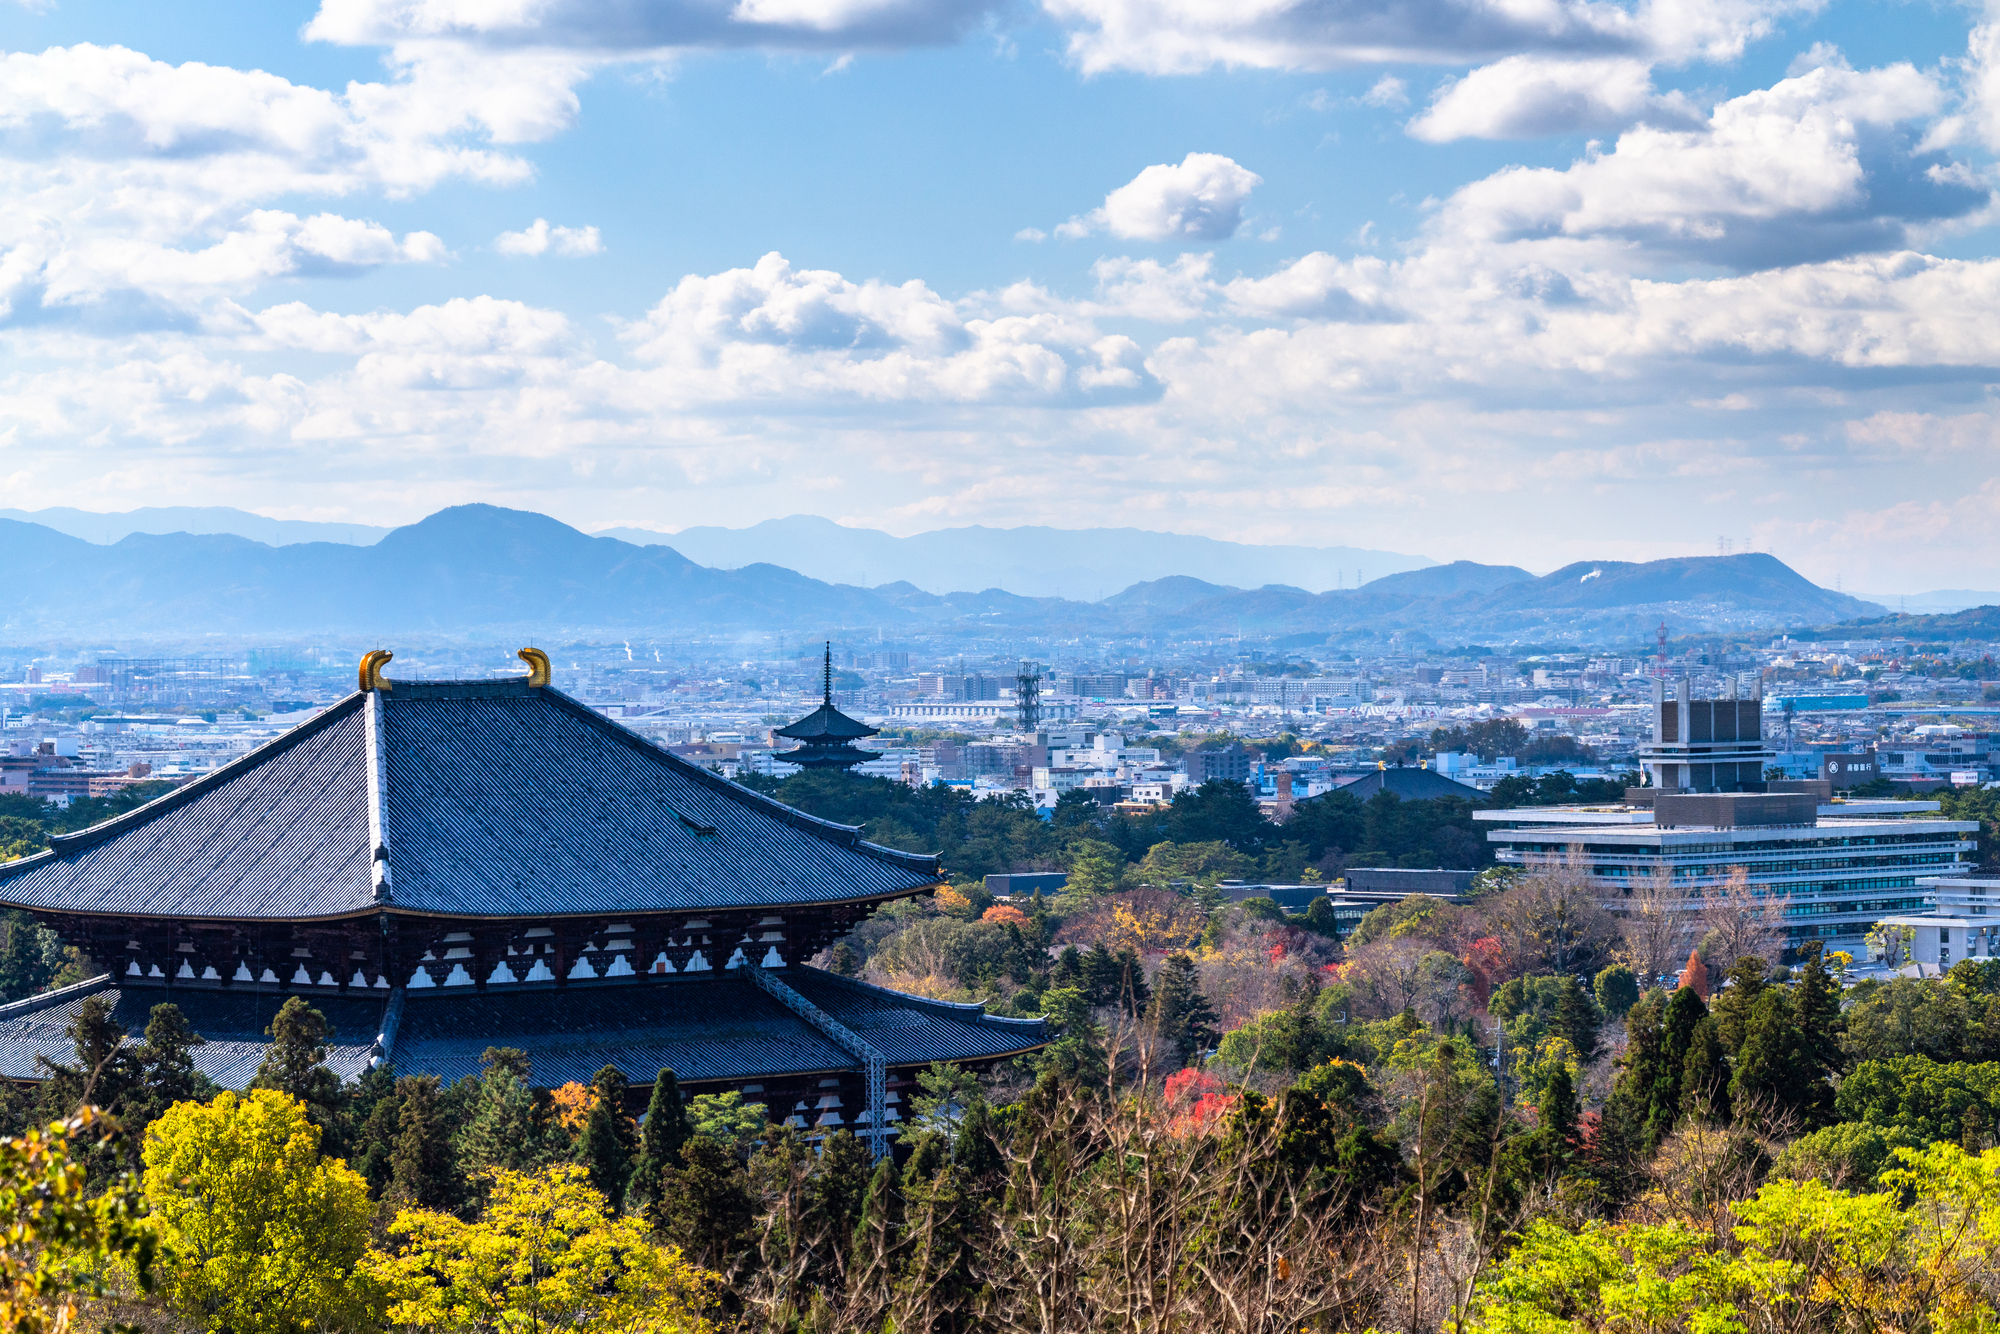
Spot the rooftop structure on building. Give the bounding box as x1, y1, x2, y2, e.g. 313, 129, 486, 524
1337, 765, 1484, 801
1477, 683, 1979, 961
773, 644, 882, 772
0, 648, 1043, 1155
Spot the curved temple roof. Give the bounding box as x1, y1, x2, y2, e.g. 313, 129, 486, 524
0, 678, 940, 921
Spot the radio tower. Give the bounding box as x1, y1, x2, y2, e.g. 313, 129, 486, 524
1655, 621, 1670, 678
1016, 660, 1042, 733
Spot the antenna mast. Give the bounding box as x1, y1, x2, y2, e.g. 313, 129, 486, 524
1655, 621, 1669, 678
1016, 659, 1041, 733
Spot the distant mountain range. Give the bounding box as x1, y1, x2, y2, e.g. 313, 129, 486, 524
4, 505, 1427, 597
0, 505, 1892, 642
597, 515, 1431, 599
0, 506, 390, 547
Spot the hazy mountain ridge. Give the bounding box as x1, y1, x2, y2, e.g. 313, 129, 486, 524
600, 514, 1434, 598
0, 505, 1883, 641
0, 506, 390, 547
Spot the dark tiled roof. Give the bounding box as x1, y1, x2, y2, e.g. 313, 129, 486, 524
774, 702, 879, 742
783, 970, 1049, 1066
0, 971, 1046, 1091
0, 701, 372, 918
1335, 768, 1484, 801
0, 679, 939, 921
0, 977, 383, 1088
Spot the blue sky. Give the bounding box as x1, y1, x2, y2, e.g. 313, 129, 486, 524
0, 0, 1996, 590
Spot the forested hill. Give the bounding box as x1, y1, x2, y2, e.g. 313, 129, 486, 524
1791, 603, 2000, 641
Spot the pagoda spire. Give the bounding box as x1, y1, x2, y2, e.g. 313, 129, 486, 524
824, 642, 833, 706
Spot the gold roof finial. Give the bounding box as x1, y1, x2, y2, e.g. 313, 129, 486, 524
359, 650, 393, 692
517, 647, 552, 687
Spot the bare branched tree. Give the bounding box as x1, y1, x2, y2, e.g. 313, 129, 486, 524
1484, 845, 1621, 979
1621, 862, 1696, 988
1697, 866, 1788, 968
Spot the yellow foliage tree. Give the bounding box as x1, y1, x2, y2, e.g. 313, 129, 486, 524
0, 1108, 157, 1334
143, 1089, 377, 1334
368, 1164, 718, 1334
550, 1083, 593, 1132
1459, 1141, 2000, 1332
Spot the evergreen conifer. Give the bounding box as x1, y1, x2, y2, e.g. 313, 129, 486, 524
1731, 986, 1818, 1124
388, 1074, 457, 1210
1647, 986, 1709, 1145
1679, 1015, 1732, 1123
1593, 963, 1641, 1020
848, 1151, 905, 1286
1556, 974, 1601, 1064
658, 1136, 756, 1270
459, 1063, 554, 1175
1792, 940, 1846, 1084
1711, 957, 1769, 1056
630, 1068, 692, 1213
576, 1065, 638, 1210
249, 996, 345, 1149
1147, 952, 1220, 1063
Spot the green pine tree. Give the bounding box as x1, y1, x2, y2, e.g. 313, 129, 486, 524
1710, 956, 1769, 1056
1792, 940, 1846, 1088
1648, 986, 1709, 1146
657, 1136, 755, 1270
1731, 986, 1817, 1124
575, 1065, 638, 1211
1147, 951, 1220, 1064
249, 996, 345, 1149
458, 1062, 555, 1175
0, 911, 62, 1003
803, 1129, 873, 1289
387, 1074, 457, 1211
847, 1151, 905, 1290
1679, 1015, 1732, 1123
1593, 963, 1641, 1020
126, 1003, 216, 1137
629, 1068, 692, 1213
1555, 974, 1601, 1064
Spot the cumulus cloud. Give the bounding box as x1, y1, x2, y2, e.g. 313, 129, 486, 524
1054, 153, 1262, 242
1428, 61, 1987, 269
1039, 0, 1814, 76
0, 44, 555, 329
618, 252, 1147, 403
495, 219, 604, 257
303, 0, 1005, 52
1408, 56, 1704, 140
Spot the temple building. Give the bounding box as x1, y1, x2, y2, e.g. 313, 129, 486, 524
773, 645, 882, 772
0, 650, 1041, 1154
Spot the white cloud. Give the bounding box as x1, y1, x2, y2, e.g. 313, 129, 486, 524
303, 0, 1005, 51
1055, 153, 1263, 242
1361, 76, 1409, 109
1428, 62, 1984, 269
0, 44, 552, 329
1039, 0, 1816, 76
495, 219, 604, 257
1408, 56, 1704, 140
617, 251, 1146, 404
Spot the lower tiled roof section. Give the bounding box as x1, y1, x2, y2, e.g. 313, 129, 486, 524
392, 980, 857, 1087
0, 977, 383, 1089
782, 969, 1050, 1066
0, 970, 1048, 1093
